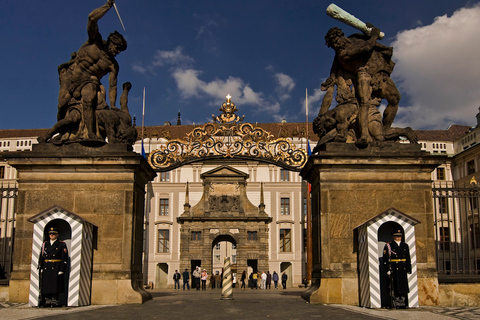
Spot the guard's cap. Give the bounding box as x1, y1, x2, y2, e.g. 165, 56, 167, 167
392, 230, 403, 236
48, 227, 59, 234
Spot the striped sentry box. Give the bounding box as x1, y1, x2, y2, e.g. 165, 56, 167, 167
28, 206, 95, 307
356, 208, 420, 309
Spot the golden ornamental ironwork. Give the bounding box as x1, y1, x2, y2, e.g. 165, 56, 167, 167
148, 95, 308, 171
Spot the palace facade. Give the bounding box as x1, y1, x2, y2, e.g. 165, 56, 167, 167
1, 105, 480, 289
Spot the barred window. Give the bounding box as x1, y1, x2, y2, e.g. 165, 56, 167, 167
247, 231, 257, 241
439, 227, 450, 251
439, 197, 449, 214
436, 168, 445, 180
158, 229, 169, 253
280, 229, 291, 252
192, 231, 202, 241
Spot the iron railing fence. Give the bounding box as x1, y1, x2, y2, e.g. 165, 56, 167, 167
0, 181, 17, 280
433, 184, 480, 282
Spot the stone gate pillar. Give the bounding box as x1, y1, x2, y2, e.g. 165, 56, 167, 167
300, 143, 442, 306
4, 143, 156, 304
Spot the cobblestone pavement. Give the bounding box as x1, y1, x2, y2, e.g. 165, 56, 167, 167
1, 288, 480, 320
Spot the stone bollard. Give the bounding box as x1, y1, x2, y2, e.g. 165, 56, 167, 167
220, 257, 234, 300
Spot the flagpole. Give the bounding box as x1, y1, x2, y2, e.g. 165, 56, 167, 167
141, 87, 146, 158
305, 88, 313, 284
142, 87, 145, 137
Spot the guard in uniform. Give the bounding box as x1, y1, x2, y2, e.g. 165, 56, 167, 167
383, 230, 411, 308
38, 227, 68, 307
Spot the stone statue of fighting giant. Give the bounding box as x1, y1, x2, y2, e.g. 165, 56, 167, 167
38, 0, 136, 145
312, 4, 417, 153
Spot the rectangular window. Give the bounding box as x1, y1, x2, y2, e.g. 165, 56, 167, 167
439, 197, 449, 214
159, 198, 169, 216
280, 169, 289, 181
439, 227, 450, 251
280, 229, 292, 252
436, 168, 445, 180
160, 171, 170, 182
280, 198, 290, 215
467, 160, 476, 175
0, 166, 4, 179
158, 229, 169, 253
191, 231, 202, 241
247, 231, 257, 241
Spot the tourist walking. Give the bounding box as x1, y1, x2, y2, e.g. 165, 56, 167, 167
273, 271, 279, 289
266, 271, 272, 289
241, 271, 247, 289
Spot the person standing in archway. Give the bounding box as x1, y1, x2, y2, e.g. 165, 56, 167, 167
182, 268, 190, 290
201, 269, 208, 290
193, 267, 201, 291
38, 227, 68, 307
383, 230, 411, 308
281, 272, 288, 289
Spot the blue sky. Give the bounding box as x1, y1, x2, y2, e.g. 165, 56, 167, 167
1, 0, 479, 130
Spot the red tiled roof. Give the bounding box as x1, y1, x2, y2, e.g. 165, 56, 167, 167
415, 125, 471, 142
0, 123, 472, 143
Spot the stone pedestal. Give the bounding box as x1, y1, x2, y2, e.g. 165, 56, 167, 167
4, 143, 156, 304
300, 143, 443, 306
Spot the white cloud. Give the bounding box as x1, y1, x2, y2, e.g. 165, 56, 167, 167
132, 62, 147, 74
391, 4, 480, 129
274, 73, 295, 101
152, 46, 195, 67
171, 68, 281, 117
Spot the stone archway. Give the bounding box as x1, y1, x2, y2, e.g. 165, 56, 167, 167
177, 165, 272, 278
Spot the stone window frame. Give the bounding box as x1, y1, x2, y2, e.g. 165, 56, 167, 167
157, 229, 169, 253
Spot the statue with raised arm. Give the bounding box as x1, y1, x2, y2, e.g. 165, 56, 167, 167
312, 4, 418, 151
39, 0, 130, 145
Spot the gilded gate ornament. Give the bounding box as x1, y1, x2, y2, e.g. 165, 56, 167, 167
148, 95, 308, 171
